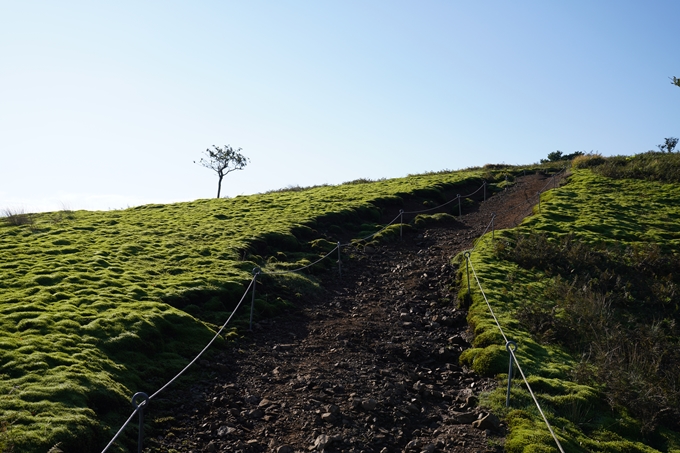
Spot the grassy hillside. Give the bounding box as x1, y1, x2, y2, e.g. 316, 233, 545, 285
0, 165, 539, 453
462, 153, 680, 452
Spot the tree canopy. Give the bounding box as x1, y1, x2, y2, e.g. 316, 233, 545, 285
195, 145, 249, 198
540, 150, 584, 163
658, 137, 679, 153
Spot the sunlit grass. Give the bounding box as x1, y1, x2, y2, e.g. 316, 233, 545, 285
464, 165, 680, 452
1, 164, 569, 452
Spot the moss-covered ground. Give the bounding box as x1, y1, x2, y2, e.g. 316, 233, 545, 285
462, 160, 680, 452
2, 164, 563, 452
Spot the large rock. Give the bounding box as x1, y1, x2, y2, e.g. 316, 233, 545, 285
448, 411, 478, 424
472, 412, 501, 431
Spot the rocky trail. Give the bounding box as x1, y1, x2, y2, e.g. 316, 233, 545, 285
150, 172, 561, 453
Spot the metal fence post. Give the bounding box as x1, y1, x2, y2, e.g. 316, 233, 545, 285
505, 341, 517, 407
537, 192, 541, 213
131, 392, 149, 453
483, 181, 487, 202
492, 213, 496, 241
337, 242, 342, 277
399, 209, 404, 240
249, 268, 260, 331
457, 194, 462, 218
464, 251, 471, 297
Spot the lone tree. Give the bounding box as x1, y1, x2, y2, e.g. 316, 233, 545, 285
195, 145, 249, 198
658, 137, 679, 153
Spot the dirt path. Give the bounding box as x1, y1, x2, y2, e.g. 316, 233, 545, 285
150, 172, 560, 453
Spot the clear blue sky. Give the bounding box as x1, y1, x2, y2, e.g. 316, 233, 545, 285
1, 1, 678, 212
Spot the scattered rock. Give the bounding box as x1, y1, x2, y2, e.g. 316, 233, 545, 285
217, 425, 236, 437
258, 398, 273, 408
313, 434, 332, 450
152, 175, 556, 453
320, 412, 335, 423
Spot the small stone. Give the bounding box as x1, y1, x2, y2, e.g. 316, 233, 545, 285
313, 434, 331, 450
205, 441, 218, 453
405, 439, 422, 451
258, 398, 273, 408
464, 395, 478, 408
245, 394, 261, 405
277, 447, 293, 453
321, 412, 336, 423
406, 402, 420, 413
349, 397, 362, 409
400, 313, 413, 322
247, 408, 264, 419
327, 404, 341, 414
361, 398, 378, 411
276, 343, 295, 350
217, 425, 236, 437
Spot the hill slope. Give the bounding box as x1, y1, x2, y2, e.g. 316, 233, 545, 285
1, 166, 528, 452
148, 173, 558, 453
465, 155, 680, 452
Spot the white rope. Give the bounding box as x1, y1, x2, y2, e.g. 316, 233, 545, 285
470, 215, 496, 252
101, 168, 566, 451
488, 168, 566, 219
402, 181, 485, 215
101, 275, 259, 450
467, 256, 566, 453
510, 348, 567, 453
340, 211, 403, 246
261, 245, 339, 275
467, 257, 509, 344
149, 275, 257, 400
100, 406, 141, 453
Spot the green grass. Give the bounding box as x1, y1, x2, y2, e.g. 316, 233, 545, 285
463, 161, 680, 452
0, 164, 564, 452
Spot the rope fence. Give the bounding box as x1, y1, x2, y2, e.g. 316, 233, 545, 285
467, 258, 566, 452
100, 168, 567, 452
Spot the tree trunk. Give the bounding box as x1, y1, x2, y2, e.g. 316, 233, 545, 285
216, 176, 223, 198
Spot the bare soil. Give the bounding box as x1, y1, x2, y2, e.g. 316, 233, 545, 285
150, 172, 561, 453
